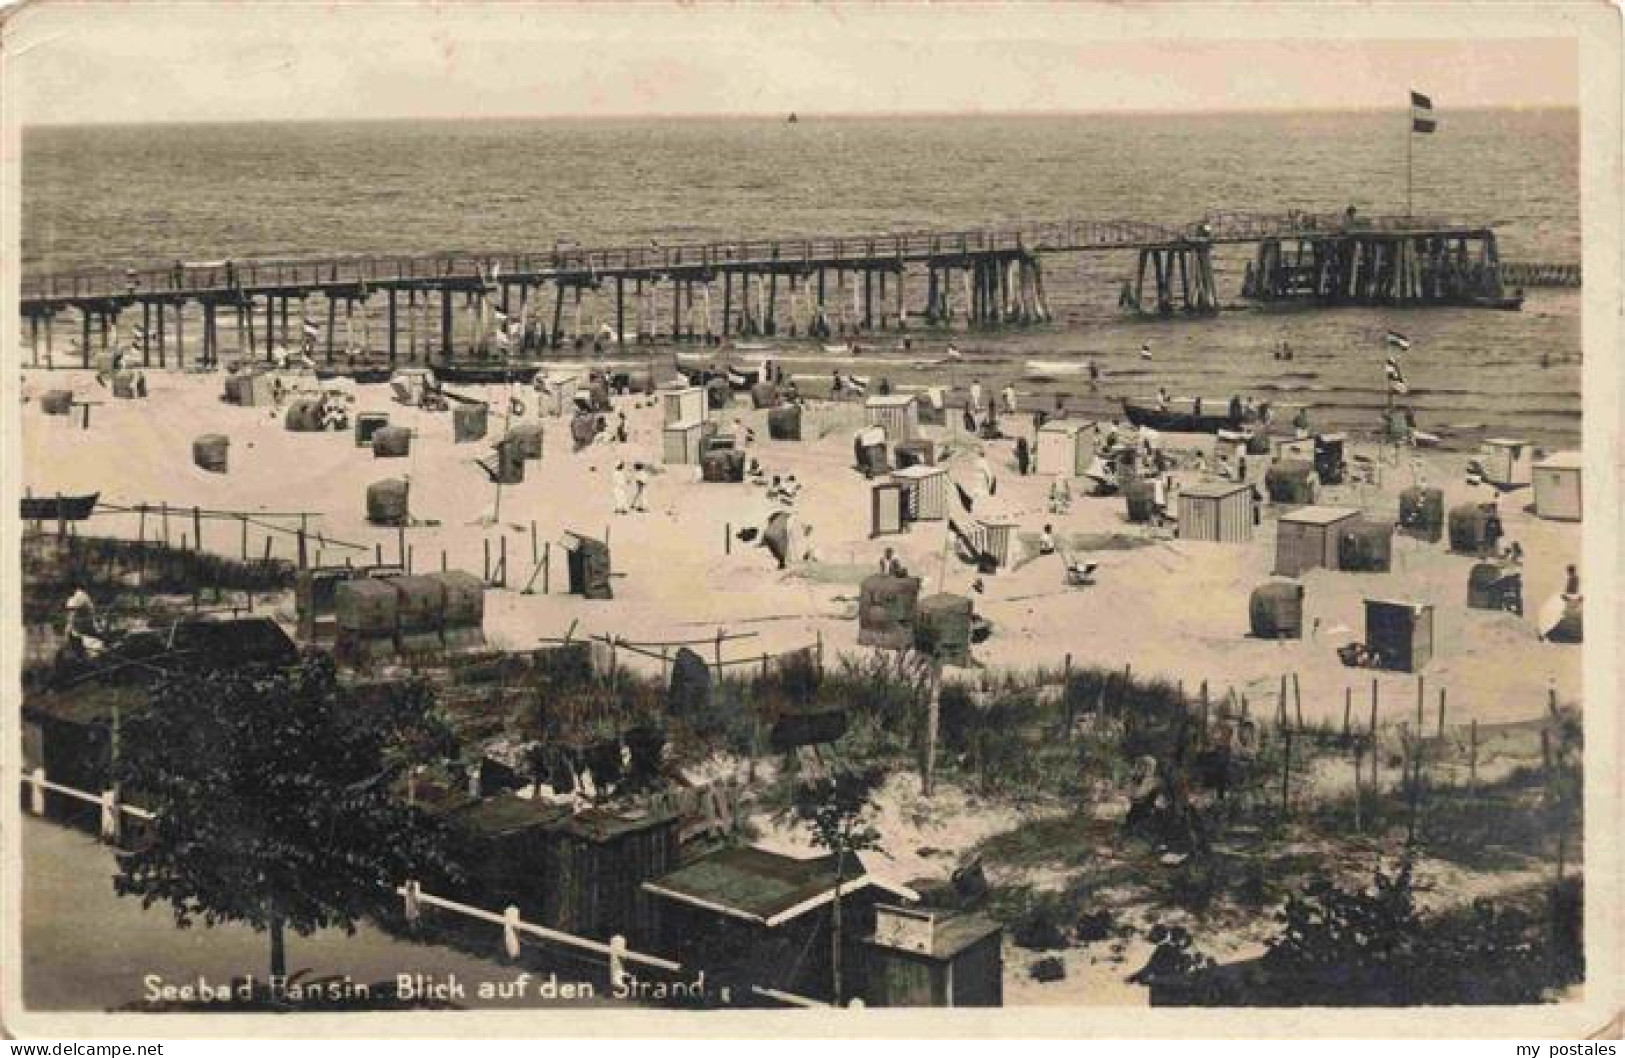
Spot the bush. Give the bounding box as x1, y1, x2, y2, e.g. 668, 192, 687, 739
1029, 956, 1067, 982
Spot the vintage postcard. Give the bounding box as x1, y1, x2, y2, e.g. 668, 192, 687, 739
0, 0, 1619, 1040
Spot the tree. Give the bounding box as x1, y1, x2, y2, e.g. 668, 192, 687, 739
114, 655, 457, 983
792, 769, 886, 1004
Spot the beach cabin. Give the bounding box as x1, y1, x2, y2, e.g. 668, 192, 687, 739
858, 574, 922, 651
914, 593, 975, 668
1364, 599, 1434, 673
663, 420, 705, 465
1479, 438, 1535, 488
977, 518, 1019, 569
562, 532, 613, 600
767, 405, 802, 441
864, 906, 1004, 1008
1177, 481, 1254, 543
1249, 581, 1305, 639
642, 846, 916, 1003
1035, 421, 1092, 477
542, 808, 681, 940
1532, 451, 1582, 521
892, 465, 949, 521
871, 481, 909, 537
865, 394, 920, 444
1271, 437, 1316, 463
1274, 506, 1359, 577
662, 385, 707, 426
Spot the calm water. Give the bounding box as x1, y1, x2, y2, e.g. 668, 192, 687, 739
21, 110, 1582, 444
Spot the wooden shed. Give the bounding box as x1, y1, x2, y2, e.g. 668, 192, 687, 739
1532, 451, 1582, 521
892, 465, 949, 521
1479, 438, 1534, 488
642, 846, 916, 1003
562, 532, 613, 600
1271, 436, 1316, 463
871, 481, 909, 537
864, 905, 1004, 1008
662, 385, 707, 426
1364, 599, 1434, 673
865, 394, 920, 444
1177, 481, 1254, 543
1035, 421, 1091, 477
663, 420, 705, 465
1274, 505, 1359, 577
977, 518, 1019, 569
542, 807, 680, 940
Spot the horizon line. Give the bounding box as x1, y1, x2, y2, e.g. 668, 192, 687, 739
23, 101, 1579, 130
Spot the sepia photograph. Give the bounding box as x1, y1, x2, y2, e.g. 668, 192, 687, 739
0, 0, 1619, 1040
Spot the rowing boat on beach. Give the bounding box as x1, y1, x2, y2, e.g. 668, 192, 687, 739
1024, 359, 1087, 379
1121, 397, 1243, 433
431, 362, 543, 385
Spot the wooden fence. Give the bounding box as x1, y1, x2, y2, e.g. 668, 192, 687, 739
17, 770, 860, 1010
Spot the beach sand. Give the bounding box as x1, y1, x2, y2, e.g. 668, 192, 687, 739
22, 367, 1581, 729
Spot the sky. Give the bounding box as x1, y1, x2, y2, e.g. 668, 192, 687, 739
2, 2, 1584, 125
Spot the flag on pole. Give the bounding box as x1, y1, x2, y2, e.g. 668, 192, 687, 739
302, 318, 320, 339
1384, 330, 1411, 351
1411, 91, 1436, 134
1385, 354, 1409, 395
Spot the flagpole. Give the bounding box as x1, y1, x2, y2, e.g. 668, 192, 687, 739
1405, 99, 1413, 217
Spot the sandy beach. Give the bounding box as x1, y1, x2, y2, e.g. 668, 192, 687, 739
22, 365, 1581, 728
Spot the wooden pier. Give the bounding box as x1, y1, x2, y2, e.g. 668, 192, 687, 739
16, 210, 1574, 370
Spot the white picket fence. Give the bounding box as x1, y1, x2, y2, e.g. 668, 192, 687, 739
18, 769, 862, 1010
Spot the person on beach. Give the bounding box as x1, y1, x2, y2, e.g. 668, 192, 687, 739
879, 547, 904, 577
1048, 477, 1071, 515
1564, 564, 1580, 598
632, 463, 650, 512
1293, 406, 1311, 439
1151, 475, 1168, 527
1014, 435, 1031, 476
970, 379, 984, 415
1156, 387, 1170, 411
1139, 342, 1152, 361
615, 412, 628, 444
611, 462, 629, 515
976, 450, 997, 498
1002, 383, 1018, 416
1038, 524, 1057, 556
1088, 360, 1101, 387
962, 401, 978, 433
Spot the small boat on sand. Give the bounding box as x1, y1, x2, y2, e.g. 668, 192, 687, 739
1025, 359, 1087, 379
431, 362, 542, 385
1121, 397, 1243, 433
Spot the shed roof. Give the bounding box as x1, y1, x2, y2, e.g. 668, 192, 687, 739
1536, 451, 1583, 470
1482, 437, 1530, 449
1179, 480, 1252, 500
642, 845, 916, 928
1278, 505, 1361, 527
866, 394, 917, 407
891, 465, 946, 480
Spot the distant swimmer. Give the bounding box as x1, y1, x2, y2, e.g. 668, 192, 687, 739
1540, 352, 1551, 369
1139, 342, 1152, 361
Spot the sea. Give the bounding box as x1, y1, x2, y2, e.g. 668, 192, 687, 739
21, 109, 1582, 446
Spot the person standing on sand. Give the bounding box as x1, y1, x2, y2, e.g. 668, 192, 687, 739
1002, 383, 1018, 416
611, 462, 629, 515
976, 450, 997, 498
970, 379, 985, 416
1014, 435, 1031, 476
632, 463, 650, 512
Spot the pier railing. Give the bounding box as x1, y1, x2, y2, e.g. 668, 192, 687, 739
19, 211, 1498, 306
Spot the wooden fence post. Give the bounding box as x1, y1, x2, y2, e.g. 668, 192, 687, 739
609, 935, 628, 992
28, 767, 46, 816
502, 905, 522, 960
99, 789, 121, 844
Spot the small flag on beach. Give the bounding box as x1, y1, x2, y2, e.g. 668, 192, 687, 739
1385, 355, 1409, 395
1411, 91, 1436, 134
302, 318, 320, 339
1384, 330, 1411, 351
